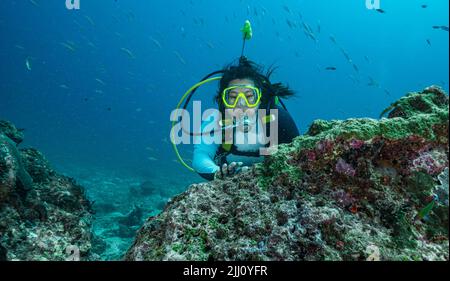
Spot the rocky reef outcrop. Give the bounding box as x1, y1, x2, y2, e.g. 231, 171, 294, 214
0, 121, 93, 261
125, 86, 449, 261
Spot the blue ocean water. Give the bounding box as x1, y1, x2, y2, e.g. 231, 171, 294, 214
0, 0, 448, 259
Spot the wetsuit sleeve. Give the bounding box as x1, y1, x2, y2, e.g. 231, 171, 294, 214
277, 106, 300, 144
192, 112, 220, 181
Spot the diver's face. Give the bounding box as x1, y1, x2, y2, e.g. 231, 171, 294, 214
226, 79, 259, 111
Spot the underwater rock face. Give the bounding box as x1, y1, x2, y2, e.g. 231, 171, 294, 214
126, 86, 449, 261
0, 122, 94, 261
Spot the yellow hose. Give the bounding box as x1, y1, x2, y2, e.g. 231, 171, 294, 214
171, 76, 222, 171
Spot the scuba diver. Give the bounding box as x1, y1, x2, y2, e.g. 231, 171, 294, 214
171, 20, 299, 181
193, 57, 299, 180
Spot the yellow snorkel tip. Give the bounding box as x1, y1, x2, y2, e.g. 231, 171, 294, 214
241, 20, 253, 40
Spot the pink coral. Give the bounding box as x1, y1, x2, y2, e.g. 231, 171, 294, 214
349, 139, 364, 149
411, 150, 448, 175
306, 151, 316, 161
335, 158, 356, 177
316, 139, 334, 154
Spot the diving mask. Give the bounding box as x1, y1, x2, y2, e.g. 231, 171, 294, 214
222, 85, 261, 108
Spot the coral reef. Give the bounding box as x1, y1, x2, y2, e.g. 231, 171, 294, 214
125, 86, 449, 261
0, 121, 94, 261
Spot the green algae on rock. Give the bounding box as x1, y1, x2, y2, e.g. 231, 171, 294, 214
125, 86, 448, 261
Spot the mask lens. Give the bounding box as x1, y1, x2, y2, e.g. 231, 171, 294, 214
223, 86, 260, 108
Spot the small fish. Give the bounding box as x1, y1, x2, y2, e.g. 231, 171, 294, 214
384, 89, 391, 96
282, 5, 291, 14
173, 51, 186, 65
84, 15, 95, 26
15, 45, 25, 50
147, 157, 158, 161
95, 89, 104, 94
432, 25, 441, 29
317, 21, 321, 33
206, 41, 214, 49
25, 57, 32, 71
348, 74, 359, 84
426, 39, 431, 46
367, 76, 380, 87
440, 26, 449, 31
261, 6, 267, 16
87, 41, 96, 49
120, 47, 135, 59
325, 66, 336, 71
421, 4, 428, 8
59, 84, 69, 89
415, 194, 439, 221
95, 78, 106, 86
302, 30, 314, 42
135, 108, 142, 112
286, 19, 294, 29
329, 35, 337, 44
302, 21, 313, 33
60, 42, 76, 52
127, 11, 135, 22
340, 48, 351, 62
352, 63, 359, 72
150, 37, 162, 49
73, 20, 83, 29
364, 55, 370, 63
375, 8, 385, 13
29, 0, 39, 7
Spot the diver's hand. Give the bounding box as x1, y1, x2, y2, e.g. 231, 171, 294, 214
214, 162, 249, 180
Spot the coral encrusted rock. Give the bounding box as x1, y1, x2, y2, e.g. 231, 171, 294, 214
0, 121, 94, 261
125, 86, 449, 261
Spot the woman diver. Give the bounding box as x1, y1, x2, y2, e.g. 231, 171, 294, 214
172, 20, 299, 180
192, 57, 299, 180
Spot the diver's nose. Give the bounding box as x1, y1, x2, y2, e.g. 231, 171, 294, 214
237, 97, 247, 107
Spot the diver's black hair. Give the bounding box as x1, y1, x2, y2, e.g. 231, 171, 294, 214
215, 57, 295, 112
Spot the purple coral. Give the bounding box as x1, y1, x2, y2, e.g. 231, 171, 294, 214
411, 150, 448, 175
335, 158, 356, 177
331, 190, 355, 208
349, 139, 364, 149
306, 151, 316, 161
316, 139, 334, 154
